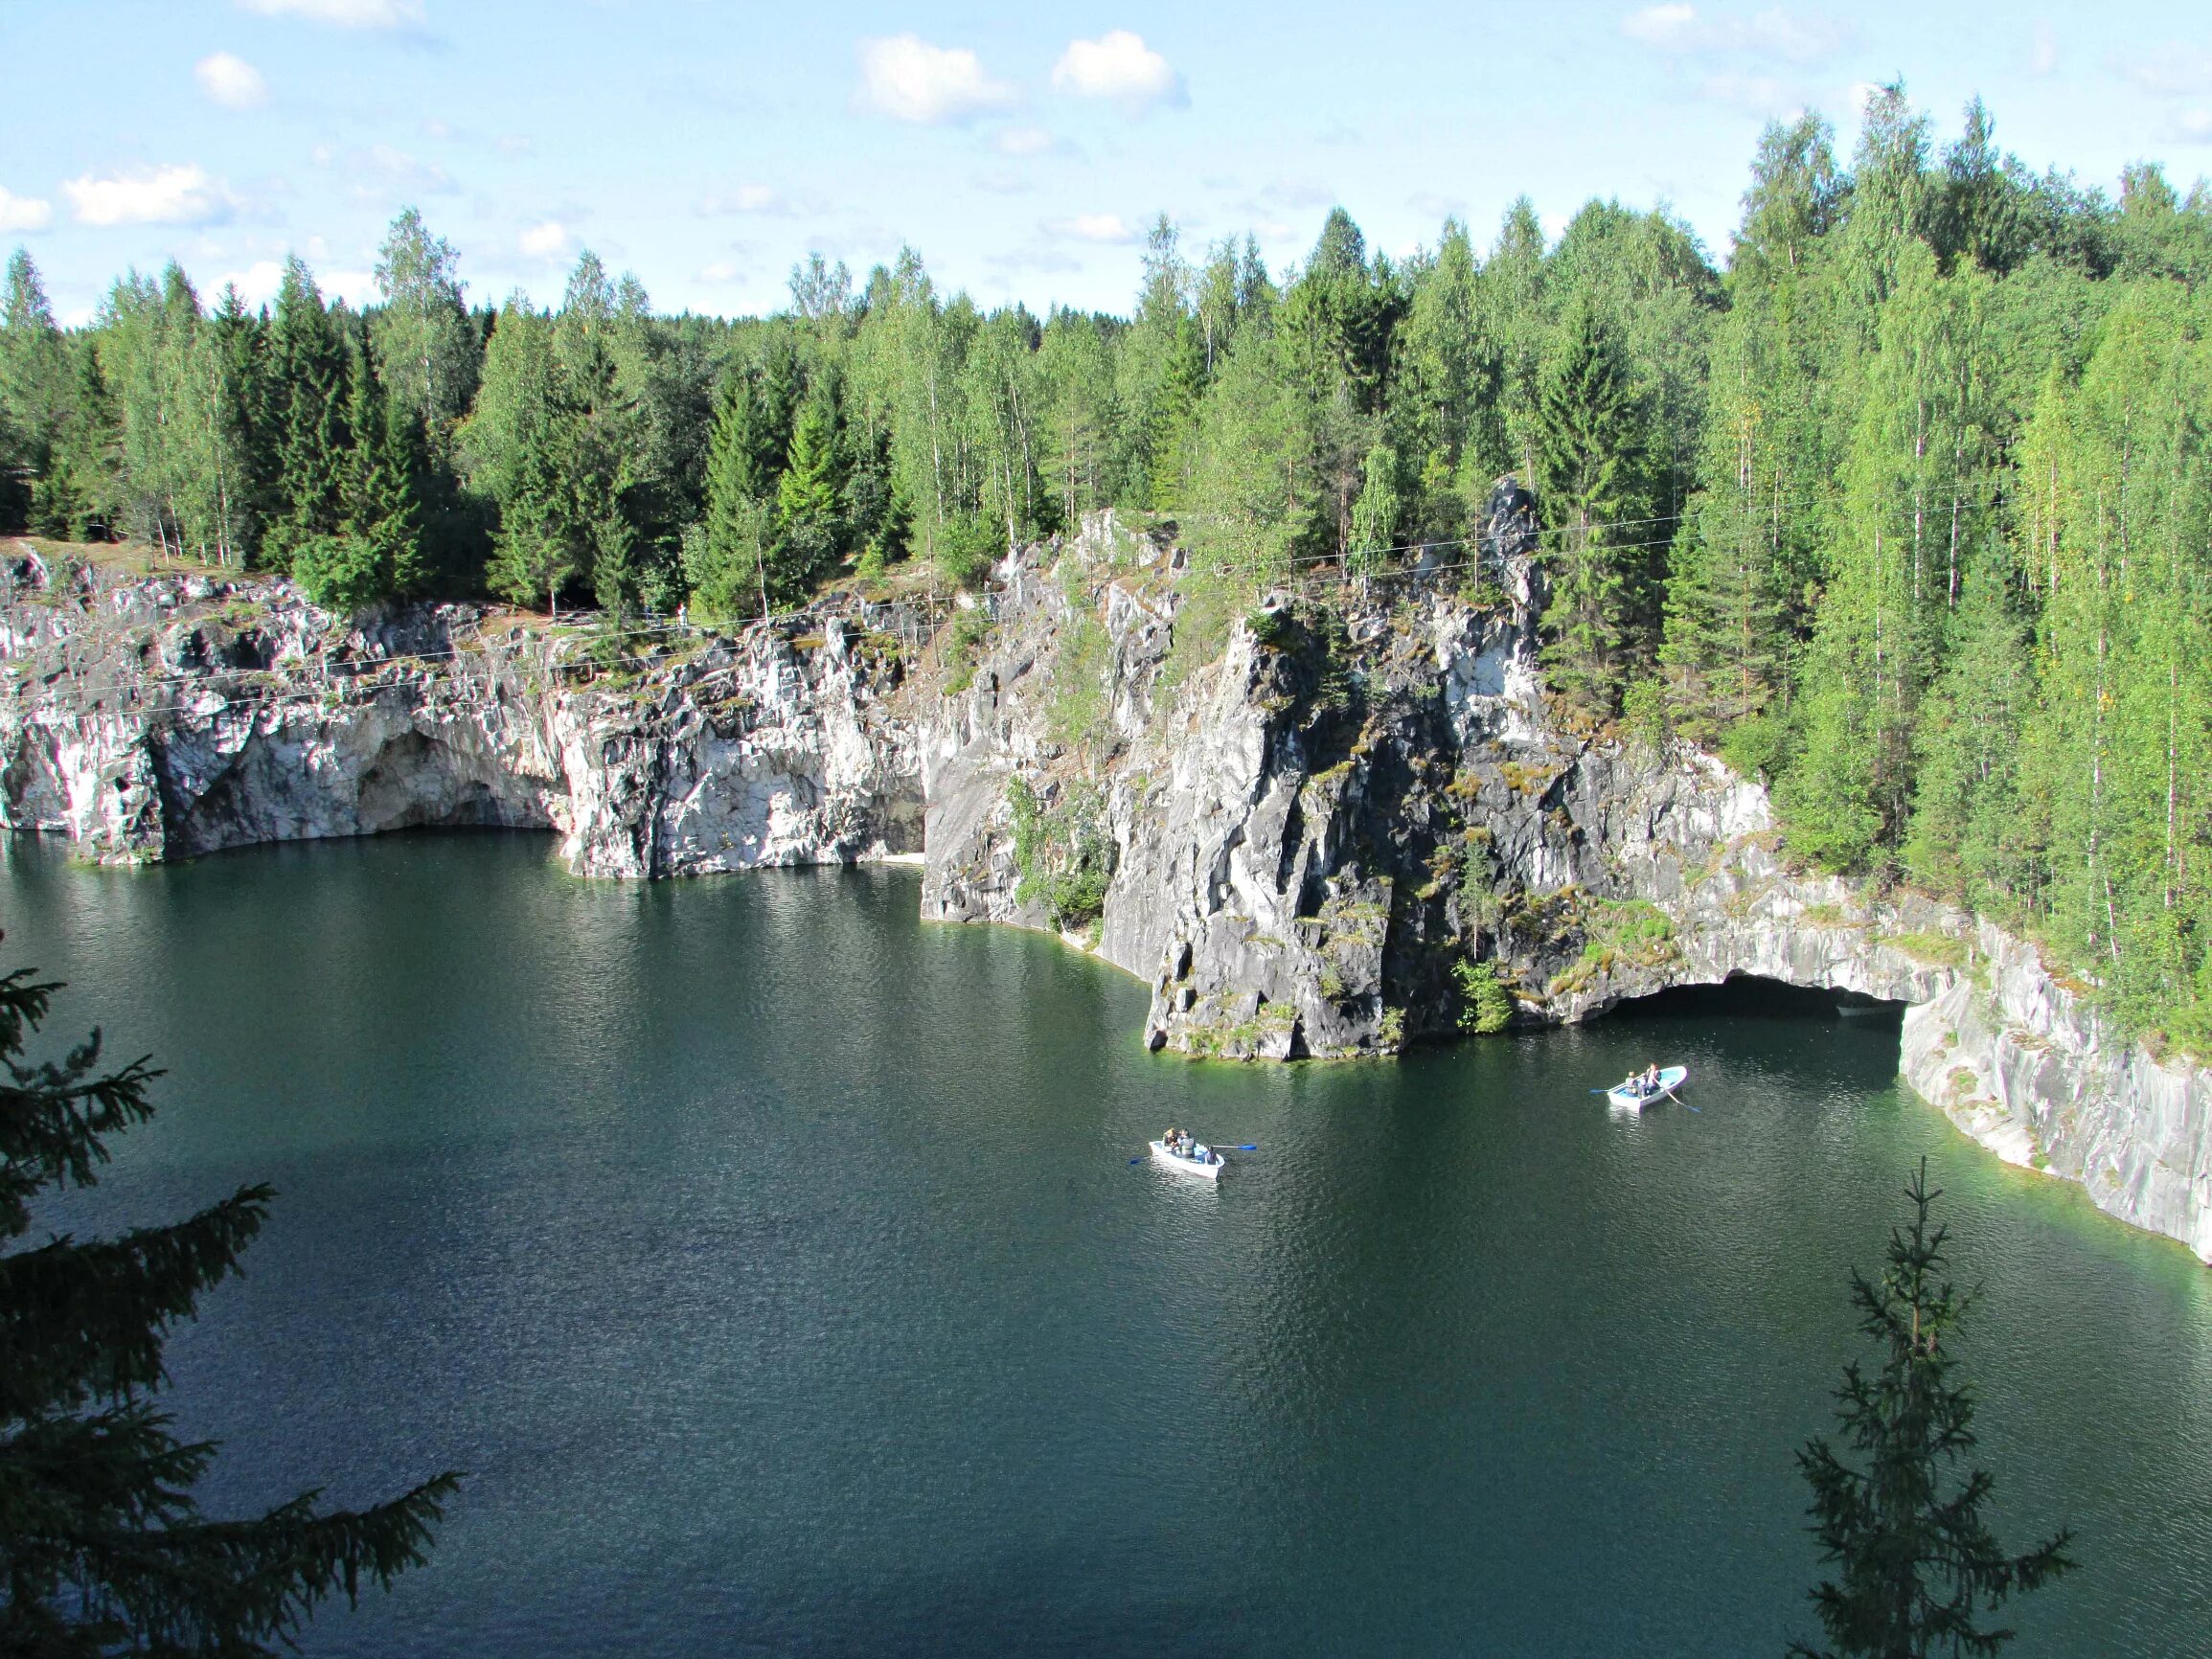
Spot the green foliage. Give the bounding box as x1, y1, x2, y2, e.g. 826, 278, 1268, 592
19, 96, 2212, 1047
1006, 777, 1114, 932
1792, 1162, 2073, 1657
1536, 298, 1658, 713
1047, 606, 1112, 755
0, 961, 460, 1652
931, 511, 1001, 590
940, 604, 992, 695
1452, 959, 1516, 1034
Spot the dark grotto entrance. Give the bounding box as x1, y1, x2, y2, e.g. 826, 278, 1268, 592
1610, 973, 1908, 1025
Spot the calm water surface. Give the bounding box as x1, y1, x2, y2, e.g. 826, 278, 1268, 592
5, 833, 2209, 1657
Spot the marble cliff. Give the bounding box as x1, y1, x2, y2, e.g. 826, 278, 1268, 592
5, 509, 2208, 1262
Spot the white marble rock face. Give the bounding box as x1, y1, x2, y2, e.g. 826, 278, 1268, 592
6, 523, 2210, 1263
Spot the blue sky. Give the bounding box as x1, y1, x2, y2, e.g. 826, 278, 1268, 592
4, 1, 2210, 325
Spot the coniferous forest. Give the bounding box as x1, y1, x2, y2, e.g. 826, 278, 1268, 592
4, 87, 2212, 1049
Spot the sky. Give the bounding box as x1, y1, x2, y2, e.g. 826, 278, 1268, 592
4, 0, 2211, 327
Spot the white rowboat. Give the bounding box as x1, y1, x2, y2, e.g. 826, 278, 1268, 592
1150, 1139, 1224, 1180
1607, 1065, 1688, 1112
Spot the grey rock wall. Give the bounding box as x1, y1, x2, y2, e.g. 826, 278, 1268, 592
7, 527, 2211, 1261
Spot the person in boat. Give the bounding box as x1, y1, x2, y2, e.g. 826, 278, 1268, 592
1643, 1063, 1661, 1092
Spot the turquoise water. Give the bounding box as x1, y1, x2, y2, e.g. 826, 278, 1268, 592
5, 832, 2209, 1656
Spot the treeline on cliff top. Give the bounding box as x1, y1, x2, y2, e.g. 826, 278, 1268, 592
4, 85, 2212, 1047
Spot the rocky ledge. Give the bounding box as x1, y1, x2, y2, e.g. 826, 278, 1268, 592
6, 514, 2208, 1263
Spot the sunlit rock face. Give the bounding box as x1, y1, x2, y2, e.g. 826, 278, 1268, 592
6, 513, 2210, 1262
0, 552, 924, 878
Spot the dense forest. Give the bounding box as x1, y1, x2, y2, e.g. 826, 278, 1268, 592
3, 86, 2211, 1048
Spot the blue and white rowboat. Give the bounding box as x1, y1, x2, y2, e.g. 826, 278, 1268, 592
1150, 1139, 1224, 1179
1607, 1065, 1688, 1112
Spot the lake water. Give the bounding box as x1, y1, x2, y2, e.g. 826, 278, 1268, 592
5, 832, 2209, 1657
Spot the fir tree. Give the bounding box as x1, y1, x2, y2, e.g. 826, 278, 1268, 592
772, 385, 843, 597
1536, 299, 1654, 713
294, 342, 422, 612
262, 260, 350, 573
1793, 1162, 2073, 1657
0, 959, 460, 1652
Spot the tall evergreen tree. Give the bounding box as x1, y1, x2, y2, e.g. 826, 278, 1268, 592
0, 252, 70, 534
1535, 299, 1654, 712
0, 961, 460, 1652
772, 382, 844, 598
262, 259, 350, 573
1792, 1162, 2073, 1658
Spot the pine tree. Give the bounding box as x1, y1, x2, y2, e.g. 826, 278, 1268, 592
1793, 1162, 2073, 1658
0, 961, 460, 1652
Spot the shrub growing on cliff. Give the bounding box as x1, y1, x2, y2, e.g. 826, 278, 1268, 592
0, 955, 460, 1651
1452, 959, 1515, 1034
1791, 1162, 2073, 1658
1008, 778, 1113, 933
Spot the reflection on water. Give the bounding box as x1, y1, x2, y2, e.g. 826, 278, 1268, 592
4, 831, 2207, 1657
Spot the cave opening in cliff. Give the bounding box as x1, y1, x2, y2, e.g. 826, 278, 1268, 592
1609, 974, 1907, 1025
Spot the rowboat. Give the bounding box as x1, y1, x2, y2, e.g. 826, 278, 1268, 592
1607, 1065, 1688, 1112
1149, 1139, 1224, 1179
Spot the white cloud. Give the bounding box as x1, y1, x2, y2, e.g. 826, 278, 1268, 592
1623, 3, 1698, 46
215, 256, 374, 309
217, 259, 287, 306
994, 125, 1059, 157
1054, 213, 1137, 243
1621, 5, 1847, 65
322, 269, 377, 307
365, 143, 455, 193
518, 219, 575, 261
421, 116, 453, 140
1051, 31, 1186, 108
2172, 109, 2212, 143
0, 186, 54, 233
2028, 20, 2059, 77
696, 259, 750, 285
855, 34, 1014, 124
237, 0, 424, 28
496, 134, 533, 156
2115, 46, 2212, 98
699, 183, 784, 215
195, 52, 267, 109
63, 164, 234, 227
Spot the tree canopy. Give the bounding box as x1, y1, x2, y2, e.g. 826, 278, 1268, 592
4, 84, 2212, 1044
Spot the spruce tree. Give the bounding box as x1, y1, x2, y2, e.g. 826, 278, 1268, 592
295, 342, 422, 612
772, 386, 843, 597
1535, 299, 1654, 713
0, 252, 71, 534
0, 960, 459, 1652
1792, 1162, 2073, 1658
693, 369, 773, 621
262, 260, 349, 573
